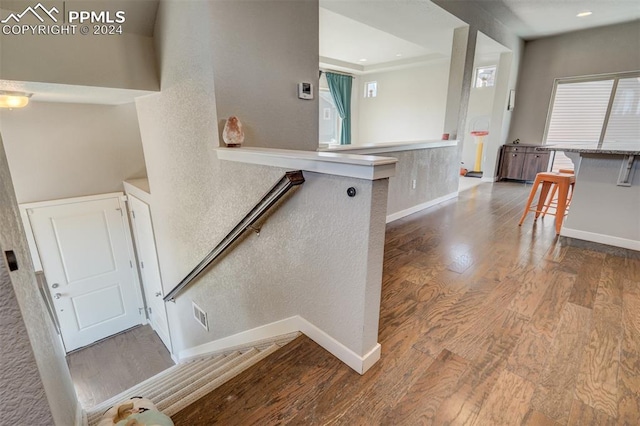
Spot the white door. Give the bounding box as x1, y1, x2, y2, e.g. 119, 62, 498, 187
27, 195, 143, 352
128, 195, 172, 352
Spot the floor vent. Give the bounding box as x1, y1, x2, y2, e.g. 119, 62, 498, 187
192, 301, 208, 331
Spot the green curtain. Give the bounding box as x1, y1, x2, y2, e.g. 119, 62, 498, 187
325, 72, 352, 145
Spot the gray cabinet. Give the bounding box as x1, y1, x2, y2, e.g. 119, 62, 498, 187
498, 145, 550, 181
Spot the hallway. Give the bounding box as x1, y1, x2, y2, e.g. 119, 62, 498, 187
171, 182, 640, 425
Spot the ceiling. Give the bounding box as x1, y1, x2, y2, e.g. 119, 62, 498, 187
320, 0, 466, 73
320, 0, 640, 73
466, 0, 640, 40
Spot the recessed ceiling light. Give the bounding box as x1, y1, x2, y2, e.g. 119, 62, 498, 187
359, 58, 367, 62
577, 11, 592, 17
396, 53, 403, 57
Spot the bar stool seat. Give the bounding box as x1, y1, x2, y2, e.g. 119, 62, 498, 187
519, 172, 576, 235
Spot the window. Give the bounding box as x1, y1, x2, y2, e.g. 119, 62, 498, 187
544, 72, 640, 146
319, 89, 341, 144
364, 81, 377, 98
474, 66, 496, 88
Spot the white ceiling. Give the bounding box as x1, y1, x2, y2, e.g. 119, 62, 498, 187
472, 0, 640, 40
320, 0, 640, 74
320, 7, 435, 67
320, 0, 466, 72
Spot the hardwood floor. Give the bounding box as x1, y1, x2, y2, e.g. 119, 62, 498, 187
67, 324, 174, 408
171, 182, 640, 425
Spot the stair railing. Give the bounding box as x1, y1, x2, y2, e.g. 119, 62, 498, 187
164, 170, 305, 302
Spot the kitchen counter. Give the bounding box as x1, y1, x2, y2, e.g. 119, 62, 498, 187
536, 143, 639, 251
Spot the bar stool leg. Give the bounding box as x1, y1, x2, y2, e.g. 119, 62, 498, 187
535, 182, 553, 220
541, 184, 558, 218
519, 176, 542, 226
555, 179, 571, 235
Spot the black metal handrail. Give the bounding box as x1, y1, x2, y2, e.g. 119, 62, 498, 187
164, 170, 305, 302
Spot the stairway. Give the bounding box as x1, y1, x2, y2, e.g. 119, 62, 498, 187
85, 333, 299, 425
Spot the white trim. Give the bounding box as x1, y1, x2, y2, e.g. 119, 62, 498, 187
481, 176, 498, 183
386, 192, 458, 223
297, 317, 380, 374
74, 402, 86, 426
19, 192, 125, 210
123, 178, 152, 205
215, 147, 397, 180
179, 317, 299, 361
319, 139, 458, 155
178, 316, 380, 375
561, 227, 640, 251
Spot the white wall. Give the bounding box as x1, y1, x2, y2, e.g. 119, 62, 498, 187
136, 0, 386, 364
357, 62, 449, 144
0, 102, 147, 203
509, 21, 640, 145
0, 134, 78, 426
209, 1, 318, 151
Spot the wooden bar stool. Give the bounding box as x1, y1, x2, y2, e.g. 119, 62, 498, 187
518, 172, 576, 235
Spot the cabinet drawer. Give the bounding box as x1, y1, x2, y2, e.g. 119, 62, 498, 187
503, 146, 527, 154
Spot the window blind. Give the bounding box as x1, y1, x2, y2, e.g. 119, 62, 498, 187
546, 79, 614, 144
604, 77, 640, 143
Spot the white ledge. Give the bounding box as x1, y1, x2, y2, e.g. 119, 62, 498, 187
215, 147, 397, 180
318, 139, 458, 155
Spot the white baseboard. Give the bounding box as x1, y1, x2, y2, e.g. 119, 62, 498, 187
561, 227, 640, 251
386, 192, 458, 223
296, 316, 380, 374
178, 316, 380, 375
75, 402, 86, 426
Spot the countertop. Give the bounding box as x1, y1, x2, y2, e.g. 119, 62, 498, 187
536, 143, 640, 155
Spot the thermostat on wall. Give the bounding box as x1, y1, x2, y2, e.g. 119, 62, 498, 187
298, 82, 313, 100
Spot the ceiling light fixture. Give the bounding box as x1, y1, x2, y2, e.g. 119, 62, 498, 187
396, 53, 403, 57
0, 91, 32, 109
576, 11, 592, 17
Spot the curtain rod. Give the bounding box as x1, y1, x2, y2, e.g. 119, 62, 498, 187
319, 69, 355, 78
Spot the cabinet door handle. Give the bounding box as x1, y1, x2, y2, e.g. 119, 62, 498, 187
512, 154, 517, 157
535, 155, 540, 158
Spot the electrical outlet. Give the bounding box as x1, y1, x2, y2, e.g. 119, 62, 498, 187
192, 301, 208, 331
411, 179, 417, 190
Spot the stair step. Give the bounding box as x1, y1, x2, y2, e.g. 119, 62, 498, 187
163, 344, 281, 416
86, 354, 227, 420
85, 334, 299, 426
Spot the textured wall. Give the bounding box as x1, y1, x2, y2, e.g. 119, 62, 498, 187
0, 102, 147, 203
136, 0, 386, 358
508, 21, 640, 145
0, 134, 78, 425
384, 147, 459, 216
0, 252, 52, 424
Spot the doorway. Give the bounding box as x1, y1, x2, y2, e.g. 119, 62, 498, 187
459, 32, 512, 190
22, 193, 144, 352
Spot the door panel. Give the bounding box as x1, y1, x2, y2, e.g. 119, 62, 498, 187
28, 195, 142, 352
53, 211, 116, 282
129, 195, 172, 352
